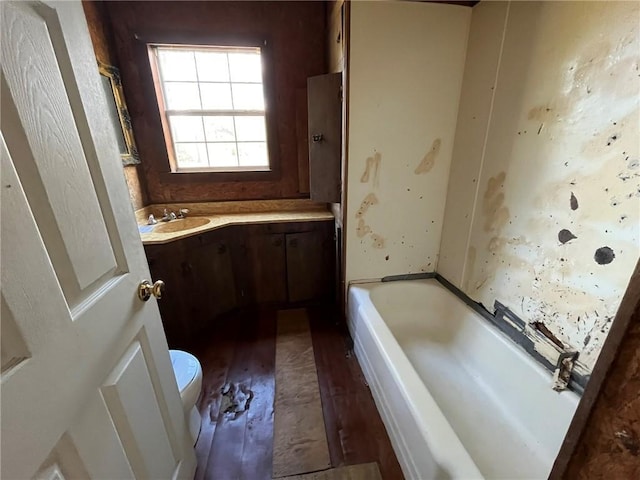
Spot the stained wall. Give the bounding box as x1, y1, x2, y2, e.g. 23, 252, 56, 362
439, 1, 640, 374
344, 1, 470, 285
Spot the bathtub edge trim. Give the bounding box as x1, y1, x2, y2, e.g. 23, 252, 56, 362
375, 272, 587, 394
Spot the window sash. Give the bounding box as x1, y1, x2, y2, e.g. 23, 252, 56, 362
150, 43, 273, 173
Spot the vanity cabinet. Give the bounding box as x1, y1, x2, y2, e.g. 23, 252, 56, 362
145, 229, 236, 347
241, 231, 288, 304
236, 221, 335, 305
144, 219, 335, 347
286, 230, 334, 302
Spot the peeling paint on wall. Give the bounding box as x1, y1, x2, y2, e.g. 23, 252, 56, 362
440, 1, 640, 375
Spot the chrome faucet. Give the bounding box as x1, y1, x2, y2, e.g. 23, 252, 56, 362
177, 208, 189, 219
161, 209, 177, 222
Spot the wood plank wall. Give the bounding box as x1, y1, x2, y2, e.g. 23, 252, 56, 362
82, 0, 148, 210
104, 1, 327, 204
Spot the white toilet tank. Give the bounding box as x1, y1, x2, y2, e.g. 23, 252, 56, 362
169, 350, 202, 444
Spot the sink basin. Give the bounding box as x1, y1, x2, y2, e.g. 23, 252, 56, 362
153, 217, 211, 233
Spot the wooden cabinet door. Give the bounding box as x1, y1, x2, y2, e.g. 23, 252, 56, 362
146, 243, 192, 348
308, 72, 342, 202
286, 227, 335, 303
246, 232, 288, 304
186, 238, 237, 333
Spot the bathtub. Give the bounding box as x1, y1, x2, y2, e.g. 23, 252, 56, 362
347, 279, 579, 480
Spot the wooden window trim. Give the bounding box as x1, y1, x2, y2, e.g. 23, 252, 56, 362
136, 30, 281, 183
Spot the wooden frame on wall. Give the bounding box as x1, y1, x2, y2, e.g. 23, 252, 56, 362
98, 61, 140, 166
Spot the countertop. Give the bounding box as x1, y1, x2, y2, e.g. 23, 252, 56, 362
136, 199, 334, 245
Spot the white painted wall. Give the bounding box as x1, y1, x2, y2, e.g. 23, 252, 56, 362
345, 1, 470, 285
440, 1, 640, 373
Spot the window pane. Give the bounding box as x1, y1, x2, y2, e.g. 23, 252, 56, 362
231, 84, 265, 110
237, 142, 268, 167
164, 82, 201, 110
203, 116, 235, 142
195, 51, 230, 82
200, 83, 233, 110
228, 52, 262, 83
175, 143, 208, 168
207, 143, 238, 167
170, 116, 205, 142
234, 116, 266, 141
158, 50, 197, 81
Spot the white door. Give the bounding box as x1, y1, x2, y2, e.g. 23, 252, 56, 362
0, 1, 196, 479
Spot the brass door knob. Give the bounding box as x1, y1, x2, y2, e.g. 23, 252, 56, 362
138, 280, 165, 301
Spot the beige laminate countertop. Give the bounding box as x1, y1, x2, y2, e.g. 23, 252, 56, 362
136, 199, 334, 245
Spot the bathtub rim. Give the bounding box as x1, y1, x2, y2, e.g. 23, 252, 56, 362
379, 273, 587, 394
348, 284, 484, 479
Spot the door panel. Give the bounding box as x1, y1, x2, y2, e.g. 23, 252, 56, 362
0, 1, 195, 478
68, 397, 135, 479
34, 433, 93, 480
308, 72, 342, 203
2, 2, 117, 293
0, 291, 30, 374
101, 342, 177, 479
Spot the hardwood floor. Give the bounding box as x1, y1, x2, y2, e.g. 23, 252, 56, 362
186, 306, 404, 480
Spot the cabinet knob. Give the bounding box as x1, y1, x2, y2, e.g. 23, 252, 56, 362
289, 238, 298, 248
138, 279, 165, 301
312, 134, 324, 143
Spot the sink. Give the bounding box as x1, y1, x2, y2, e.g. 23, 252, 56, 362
153, 217, 211, 233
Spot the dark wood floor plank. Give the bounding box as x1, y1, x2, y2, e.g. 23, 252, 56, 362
204, 313, 259, 479
239, 311, 277, 480
192, 323, 237, 480
308, 309, 369, 397
308, 307, 404, 480
185, 306, 403, 480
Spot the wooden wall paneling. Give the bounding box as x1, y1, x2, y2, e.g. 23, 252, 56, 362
327, 1, 344, 74
81, 0, 116, 66
82, 0, 148, 210
105, 1, 327, 203
122, 165, 147, 210
308, 73, 342, 203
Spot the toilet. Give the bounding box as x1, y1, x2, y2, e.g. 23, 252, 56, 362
169, 350, 203, 444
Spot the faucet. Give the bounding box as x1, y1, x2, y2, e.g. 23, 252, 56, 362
177, 208, 189, 219
161, 209, 177, 222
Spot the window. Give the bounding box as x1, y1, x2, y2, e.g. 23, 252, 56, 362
149, 44, 271, 172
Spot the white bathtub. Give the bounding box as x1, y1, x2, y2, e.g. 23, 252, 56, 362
347, 279, 579, 480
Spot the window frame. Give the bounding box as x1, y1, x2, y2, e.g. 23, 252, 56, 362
140, 32, 281, 181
